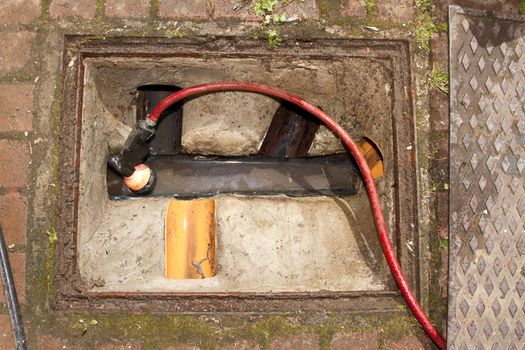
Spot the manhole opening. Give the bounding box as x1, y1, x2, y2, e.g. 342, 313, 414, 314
57, 36, 418, 311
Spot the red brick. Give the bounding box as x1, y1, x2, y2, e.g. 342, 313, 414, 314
212, 0, 258, 21
0, 84, 33, 132
330, 332, 378, 349
341, 0, 366, 18
386, 335, 431, 350
429, 34, 449, 133
219, 340, 261, 350
279, 0, 319, 20
0, 193, 27, 245
0, 140, 31, 189
435, 191, 449, 235
431, 129, 448, 156
107, 0, 150, 18
0, 253, 25, 304
431, 33, 448, 67
49, 0, 97, 20
0, 315, 15, 350
0, 0, 41, 26
270, 334, 319, 350
377, 1, 415, 22
212, 0, 318, 21
0, 31, 35, 75
159, 0, 209, 20
430, 90, 449, 132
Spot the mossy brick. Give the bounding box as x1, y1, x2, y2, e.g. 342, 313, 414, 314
377, 0, 415, 22
341, 0, 367, 18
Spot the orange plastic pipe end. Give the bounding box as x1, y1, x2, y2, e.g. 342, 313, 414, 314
358, 137, 384, 180
165, 198, 216, 279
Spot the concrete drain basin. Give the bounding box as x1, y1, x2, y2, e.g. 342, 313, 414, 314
57, 36, 418, 312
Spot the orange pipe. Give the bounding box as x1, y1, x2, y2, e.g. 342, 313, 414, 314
165, 198, 216, 279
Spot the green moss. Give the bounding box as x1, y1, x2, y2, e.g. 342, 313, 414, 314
40, 0, 51, 26
95, 0, 106, 23
317, 0, 330, 18
438, 238, 448, 251
520, 0, 525, 16
412, 0, 447, 52
0, 71, 35, 83
415, 0, 432, 9
150, 0, 160, 20
47, 227, 58, 244
36, 311, 424, 349
435, 20, 448, 33
363, 0, 377, 18
428, 65, 449, 94
29, 68, 64, 320
316, 0, 342, 20
413, 12, 436, 51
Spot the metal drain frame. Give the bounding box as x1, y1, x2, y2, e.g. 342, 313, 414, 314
56, 35, 418, 312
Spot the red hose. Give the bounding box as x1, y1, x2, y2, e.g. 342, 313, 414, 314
148, 82, 447, 349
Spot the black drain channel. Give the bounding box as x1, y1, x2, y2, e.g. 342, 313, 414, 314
107, 154, 361, 199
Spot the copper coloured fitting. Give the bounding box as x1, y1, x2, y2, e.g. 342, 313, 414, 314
123, 163, 156, 194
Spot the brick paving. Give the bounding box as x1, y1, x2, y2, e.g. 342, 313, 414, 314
49, 0, 97, 20
106, 0, 150, 18
0, 0, 41, 26
0, 32, 35, 75
0, 192, 27, 245
0, 84, 34, 132
160, 0, 209, 20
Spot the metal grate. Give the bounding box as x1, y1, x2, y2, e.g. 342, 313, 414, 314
448, 6, 525, 349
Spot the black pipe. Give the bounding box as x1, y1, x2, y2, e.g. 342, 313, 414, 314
107, 153, 362, 199
0, 225, 26, 350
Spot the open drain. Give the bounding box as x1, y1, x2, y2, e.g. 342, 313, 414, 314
56, 35, 418, 313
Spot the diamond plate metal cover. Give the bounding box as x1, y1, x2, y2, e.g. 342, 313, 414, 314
448, 6, 525, 349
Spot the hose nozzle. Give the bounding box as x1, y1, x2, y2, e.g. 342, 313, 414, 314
124, 163, 156, 195
108, 120, 157, 195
